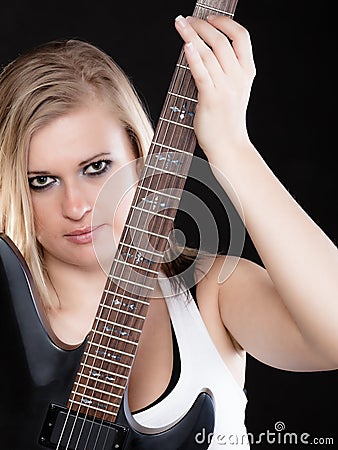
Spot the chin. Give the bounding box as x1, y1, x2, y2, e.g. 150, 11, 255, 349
92, 229, 119, 274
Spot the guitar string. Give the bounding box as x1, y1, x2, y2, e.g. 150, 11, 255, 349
96, 46, 199, 436
63, 2, 220, 446
84, 61, 191, 449
92, 49, 193, 447
85, 1, 238, 443
56, 1, 235, 448
81, 48, 195, 449
59, 42, 190, 450
62, 34, 190, 450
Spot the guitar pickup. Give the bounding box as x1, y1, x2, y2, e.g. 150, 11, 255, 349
39, 404, 128, 449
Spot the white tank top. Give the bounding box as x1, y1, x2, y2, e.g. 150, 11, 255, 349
127, 274, 250, 449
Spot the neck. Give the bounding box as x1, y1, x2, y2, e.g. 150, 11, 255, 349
44, 254, 107, 312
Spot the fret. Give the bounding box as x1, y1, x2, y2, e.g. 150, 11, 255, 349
167, 58, 197, 102
125, 224, 169, 241
99, 295, 146, 315
94, 328, 141, 343
160, 117, 194, 130
120, 241, 163, 258
83, 352, 132, 369
110, 255, 160, 285
108, 274, 155, 290
88, 330, 140, 356
91, 324, 144, 348
195, 2, 234, 16
104, 271, 157, 300
80, 362, 129, 380
119, 251, 161, 270
103, 289, 150, 305
127, 222, 173, 246
70, 399, 118, 416
176, 63, 190, 71
194, 0, 238, 18
141, 162, 187, 190
126, 206, 175, 234
151, 142, 194, 156
81, 353, 130, 377
144, 163, 187, 179
166, 96, 197, 124
167, 91, 197, 103
131, 205, 175, 221
113, 256, 159, 274
88, 341, 136, 356
82, 353, 133, 380
146, 151, 192, 180
101, 293, 146, 311
73, 384, 123, 400
80, 363, 128, 386
104, 305, 146, 320
74, 363, 128, 395
71, 401, 118, 418
76, 373, 124, 390
110, 251, 159, 276
162, 102, 196, 128
151, 117, 196, 152
94, 319, 144, 341
95, 322, 142, 342
137, 185, 181, 201
72, 395, 120, 410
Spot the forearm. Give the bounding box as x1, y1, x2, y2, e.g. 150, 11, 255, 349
211, 141, 338, 360
174, 13, 338, 361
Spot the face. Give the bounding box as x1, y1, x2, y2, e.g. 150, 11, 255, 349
28, 103, 138, 273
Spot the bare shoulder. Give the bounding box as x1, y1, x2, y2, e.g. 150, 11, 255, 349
194, 254, 268, 350
195, 253, 270, 330
195, 253, 266, 297
194, 254, 264, 351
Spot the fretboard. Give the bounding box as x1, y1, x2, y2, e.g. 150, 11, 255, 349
68, 0, 239, 421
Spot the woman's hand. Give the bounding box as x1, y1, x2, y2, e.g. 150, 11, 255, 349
174, 15, 256, 166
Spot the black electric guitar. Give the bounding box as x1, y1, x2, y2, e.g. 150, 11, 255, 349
0, 1, 239, 448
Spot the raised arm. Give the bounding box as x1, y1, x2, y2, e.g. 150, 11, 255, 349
175, 15, 338, 369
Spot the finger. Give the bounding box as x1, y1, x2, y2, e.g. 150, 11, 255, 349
207, 15, 256, 75
175, 15, 225, 86
182, 40, 214, 92
186, 15, 239, 74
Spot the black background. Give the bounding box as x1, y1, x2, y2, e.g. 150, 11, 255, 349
1, 1, 337, 448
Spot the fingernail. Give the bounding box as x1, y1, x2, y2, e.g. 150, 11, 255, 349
175, 15, 187, 27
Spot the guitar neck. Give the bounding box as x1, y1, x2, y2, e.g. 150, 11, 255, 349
68, 0, 239, 421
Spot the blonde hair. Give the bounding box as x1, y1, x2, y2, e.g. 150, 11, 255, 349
0, 39, 156, 305
0, 38, 200, 308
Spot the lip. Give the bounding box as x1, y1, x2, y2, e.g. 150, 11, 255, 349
64, 225, 103, 244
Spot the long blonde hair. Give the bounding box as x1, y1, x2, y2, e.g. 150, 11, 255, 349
0, 39, 200, 307
0, 39, 166, 304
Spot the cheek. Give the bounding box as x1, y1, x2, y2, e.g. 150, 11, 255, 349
92, 186, 135, 276
93, 163, 138, 237
30, 195, 57, 240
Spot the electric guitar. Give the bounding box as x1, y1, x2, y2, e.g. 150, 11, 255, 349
0, 1, 239, 448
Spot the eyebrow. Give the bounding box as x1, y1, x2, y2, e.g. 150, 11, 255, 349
27, 152, 112, 176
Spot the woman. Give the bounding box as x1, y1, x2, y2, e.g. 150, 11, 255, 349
0, 14, 337, 448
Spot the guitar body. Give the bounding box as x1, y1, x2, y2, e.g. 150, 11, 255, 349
0, 233, 214, 449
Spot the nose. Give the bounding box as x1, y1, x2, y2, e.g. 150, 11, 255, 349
61, 182, 92, 221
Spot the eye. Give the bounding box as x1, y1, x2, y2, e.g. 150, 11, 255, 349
28, 175, 57, 190
83, 159, 112, 176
